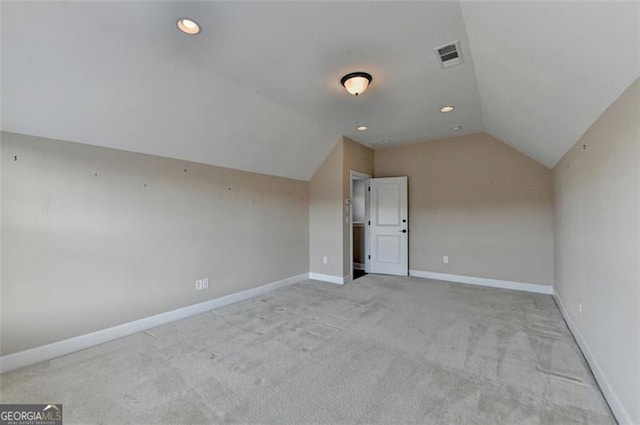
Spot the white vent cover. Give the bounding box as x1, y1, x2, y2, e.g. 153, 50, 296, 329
434, 41, 463, 68
370, 140, 394, 147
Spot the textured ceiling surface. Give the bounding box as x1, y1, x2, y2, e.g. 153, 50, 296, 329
2, 1, 638, 179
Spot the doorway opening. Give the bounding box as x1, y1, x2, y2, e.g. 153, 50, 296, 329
350, 171, 370, 281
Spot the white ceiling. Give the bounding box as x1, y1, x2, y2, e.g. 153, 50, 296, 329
1, 1, 639, 179
460, 1, 640, 168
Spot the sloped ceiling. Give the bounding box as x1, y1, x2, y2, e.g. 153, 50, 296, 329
0, 2, 340, 181
460, 1, 640, 168
1, 1, 639, 179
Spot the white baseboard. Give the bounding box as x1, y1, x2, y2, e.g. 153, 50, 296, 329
409, 269, 553, 294
309, 272, 346, 285
0, 273, 309, 374
553, 291, 633, 425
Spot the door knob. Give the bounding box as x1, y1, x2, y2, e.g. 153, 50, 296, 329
400, 229, 407, 233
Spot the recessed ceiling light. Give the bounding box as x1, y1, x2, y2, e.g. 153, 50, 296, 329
439, 105, 455, 113
177, 18, 201, 35
357, 125, 368, 131
452, 125, 462, 131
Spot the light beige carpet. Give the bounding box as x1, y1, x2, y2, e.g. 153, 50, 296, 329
0, 275, 615, 424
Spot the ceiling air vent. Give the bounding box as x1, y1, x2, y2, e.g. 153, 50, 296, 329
370, 140, 393, 147
434, 41, 463, 69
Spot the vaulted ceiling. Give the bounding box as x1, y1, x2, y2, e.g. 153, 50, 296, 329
2, 1, 638, 180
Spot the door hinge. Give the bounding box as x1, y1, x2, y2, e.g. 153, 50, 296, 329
368, 186, 370, 192
368, 255, 371, 260
368, 220, 370, 225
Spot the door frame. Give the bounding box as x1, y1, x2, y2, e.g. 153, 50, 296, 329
350, 170, 371, 278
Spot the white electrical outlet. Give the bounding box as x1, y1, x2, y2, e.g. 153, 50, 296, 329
323, 256, 328, 264
203, 278, 209, 289
578, 302, 583, 316
195, 279, 202, 290
443, 255, 449, 264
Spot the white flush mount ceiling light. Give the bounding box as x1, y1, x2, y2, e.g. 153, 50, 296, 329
357, 125, 368, 131
177, 18, 201, 35
341, 72, 372, 96
439, 105, 455, 113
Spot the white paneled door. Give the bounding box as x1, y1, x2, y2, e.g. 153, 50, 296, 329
368, 177, 408, 276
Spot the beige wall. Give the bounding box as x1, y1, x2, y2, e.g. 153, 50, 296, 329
375, 133, 554, 286
342, 137, 374, 277
0, 132, 309, 355
308, 137, 374, 279
309, 139, 344, 277
553, 79, 639, 424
